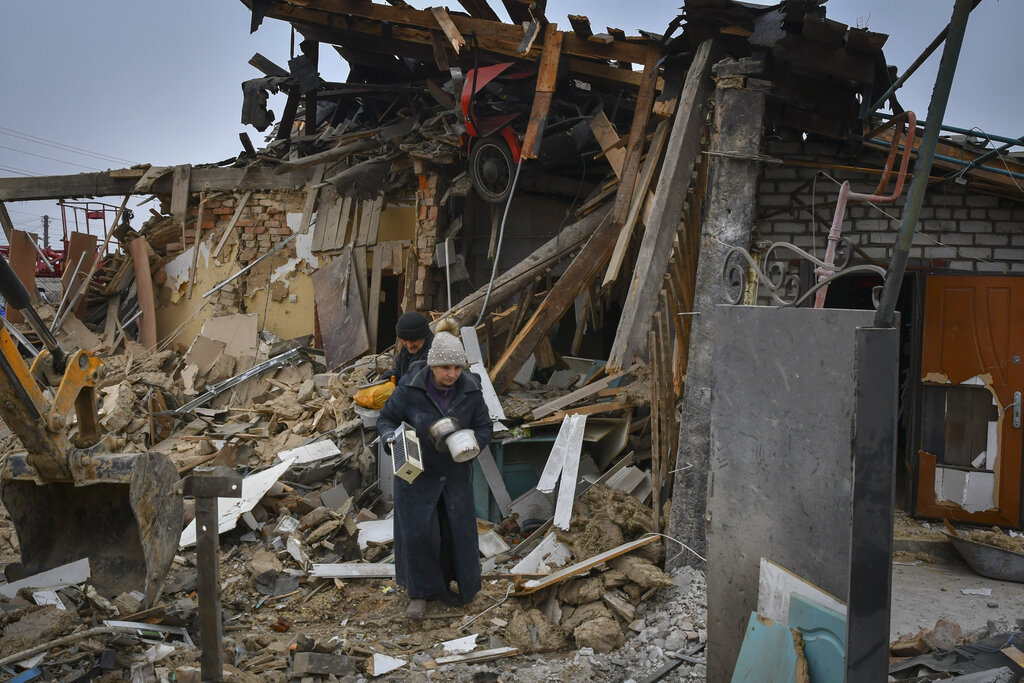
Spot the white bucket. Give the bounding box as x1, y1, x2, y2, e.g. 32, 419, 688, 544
446, 429, 480, 462
353, 405, 381, 429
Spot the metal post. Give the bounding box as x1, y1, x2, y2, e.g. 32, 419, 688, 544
42, 215, 49, 250
183, 467, 243, 683
874, 0, 973, 329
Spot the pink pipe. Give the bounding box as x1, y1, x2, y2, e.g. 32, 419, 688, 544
814, 111, 917, 308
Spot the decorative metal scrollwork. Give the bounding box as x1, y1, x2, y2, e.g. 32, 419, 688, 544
722, 238, 886, 308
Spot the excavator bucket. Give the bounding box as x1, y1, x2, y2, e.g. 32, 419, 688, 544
1, 450, 183, 607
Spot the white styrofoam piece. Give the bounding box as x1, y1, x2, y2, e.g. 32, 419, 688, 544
442, 634, 478, 654
0, 558, 90, 598
536, 413, 587, 494
277, 439, 342, 465
179, 458, 295, 547
370, 653, 407, 676
756, 557, 846, 625
961, 587, 992, 596
357, 519, 395, 550
470, 362, 507, 421
972, 452, 986, 468
32, 589, 65, 609
478, 529, 510, 558
511, 532, 573, 574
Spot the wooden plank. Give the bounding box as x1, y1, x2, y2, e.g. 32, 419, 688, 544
297, 165, 325, 236
526, 400, 630, 427
128, 238, 157, 350
603, 118, 670, 287
6, 230, 36, 323
366, 196, 383, 245
520, 24, 562, 160
334, 196, 354, 249
516, 535, 659, 594
0, 201, 14, 241
355, 199, 373, 246
249, 52, 289, 77
553, 415, 585, 530
324, 193, 347, 251
352, 245, 369, 321
650, 327, 661, 533
367, 246, 383, 351
103, 294, 121, 345
186, 194, 207, 300
312, 248, 369, 370
536, 414, 587, 494
457, 0, 500, 21
433, 647, 519, 666
429, 6, 466, 53
212, 190, 252, 259
568, 14, 593, 38
171, 164, 191, 246
476, 447, 513, 517
310, 187, 333, 253
61, 232, 98, 320
532, 364, 638, 419
607, 39, 718, 371
589, 111, 625, 178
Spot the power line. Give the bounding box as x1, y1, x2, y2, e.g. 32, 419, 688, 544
0, 164, 40, 177
0, 143, 102, 171
0, 126, 138, 166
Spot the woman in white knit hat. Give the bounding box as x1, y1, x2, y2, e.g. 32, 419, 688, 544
377, 330, 492, 619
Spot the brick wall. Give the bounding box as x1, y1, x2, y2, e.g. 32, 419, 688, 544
410, 171, 445, 310
754, 135, 1024, 275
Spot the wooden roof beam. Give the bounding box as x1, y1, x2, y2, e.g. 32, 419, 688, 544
266, 0, 652, 64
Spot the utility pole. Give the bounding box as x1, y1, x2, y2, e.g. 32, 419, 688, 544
41, 215, 49, 249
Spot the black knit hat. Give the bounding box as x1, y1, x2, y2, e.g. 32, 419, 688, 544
395, 311, 430, 340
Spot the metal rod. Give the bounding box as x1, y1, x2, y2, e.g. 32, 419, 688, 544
868, 0, 982, 113
860, 138, 1024, 182
2, 318, 40, 358
874, 112, 1021, 147
202, 231, 298, 299
50, 252, 86, 333
875, 0, 973, 329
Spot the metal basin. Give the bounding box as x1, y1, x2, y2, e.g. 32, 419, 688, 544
945, 532, 1024, 583
429, 417, 461, 451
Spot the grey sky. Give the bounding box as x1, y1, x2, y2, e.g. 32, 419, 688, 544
1, 1, 1019, 241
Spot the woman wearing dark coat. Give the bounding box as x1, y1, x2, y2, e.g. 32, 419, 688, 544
389, 311, 434, 383
377, 331, 492, 619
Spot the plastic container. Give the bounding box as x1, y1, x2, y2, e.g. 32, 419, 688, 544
447, 429, 480, 462
353, 405, 381, 429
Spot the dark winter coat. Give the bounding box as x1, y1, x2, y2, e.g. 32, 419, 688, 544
377, 365, 492, 604
389, 331, 434, 383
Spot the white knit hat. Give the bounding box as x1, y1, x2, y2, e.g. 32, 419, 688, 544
427, 331, 469, 367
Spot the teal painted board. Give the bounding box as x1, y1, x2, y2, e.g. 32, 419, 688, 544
789, 593, 846, 683
730, 612, 805, 682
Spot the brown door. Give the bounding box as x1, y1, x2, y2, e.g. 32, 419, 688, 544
917, 275, 1024, 528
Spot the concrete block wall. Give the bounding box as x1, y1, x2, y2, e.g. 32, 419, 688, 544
754, 136, 1024, 275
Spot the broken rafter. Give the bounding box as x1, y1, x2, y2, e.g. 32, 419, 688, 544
457, 0, 500, 22
607, 39, 718, 371
429, 6, 466, 53
262, 0, 651, 65
520, 23, 563, 159
488, 48, 660, 392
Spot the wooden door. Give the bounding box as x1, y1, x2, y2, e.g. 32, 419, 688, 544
917, 275, 1024, 527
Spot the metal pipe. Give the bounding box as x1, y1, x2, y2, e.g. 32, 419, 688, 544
875, 0, 973, 328
869, 0, 982, 113
874, 112, 1021, 147
815, 113, 916, 307
859, 138, 1024, 183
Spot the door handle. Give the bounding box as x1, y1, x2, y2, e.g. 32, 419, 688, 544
1014, 391, 1022, 429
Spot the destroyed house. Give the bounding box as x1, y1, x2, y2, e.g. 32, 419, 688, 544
0, 0, 1023, 680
